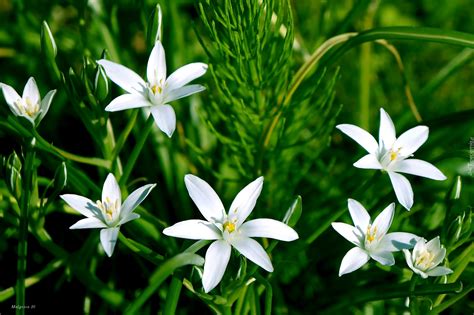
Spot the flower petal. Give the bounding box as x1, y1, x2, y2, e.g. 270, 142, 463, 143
336, 124, 378, 154
369, 250, 395, 266
230, 177, 264, 227
388, 172, 414, 210
60, 194, 100, 218
231, 237, 273, 272
202, 240, 231, 293
353, 154, 382, 170
393, 126, 429, 156
97, 59, 146, 95
120, 183, 156, 219
147, 40, 167, 87
38, 89, 57, 123
338, 247, 370, 276
105, 93, 152, 112
372, 203, 395, 238
166, 62, 208, 91
240, 219, 298, 241
163, 219, 221, 240
347, 199, 370, 229
0, 83, 22, 115
184, 174, 225, 223
379, 232, 419, 252
331, 222, 362, 247
119, 213, 140, 225
392, 159, 446, 181
378, 108, 396, 149
164, 84, 206, 103
403, 249, 415, 269
100, 227, 120, 257
426, 266, 452, 277
102, 173, 121, 208
70, 217, 107, 229
22, 77, 40, 105
150, 104, 176, 138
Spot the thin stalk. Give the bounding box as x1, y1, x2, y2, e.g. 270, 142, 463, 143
163, 276, 182, 315
409, 274, 420, 315
119, 115, 155, 186
16, 139, 35, 315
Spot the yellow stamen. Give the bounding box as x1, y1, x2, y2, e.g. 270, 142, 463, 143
415, 250, 434, 270
366, 225, 377, 243
223, 221, 236, 233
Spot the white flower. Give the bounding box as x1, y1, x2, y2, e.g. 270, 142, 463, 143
0, 77, 56, 126
332, 199, 419, 276
403, 236, 452, 278
163, 175, 299, 293
97, 40, 207, 137
61, 174, 156, 257
336, 108, 447, 210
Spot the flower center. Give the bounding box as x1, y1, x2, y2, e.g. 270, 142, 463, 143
389, 147, 402, 161
223, 221, 236, 233
365, 224, 378, 245
414, 249, 435, 271
96, 197, 119, 223
151, 84, 162, 94
16, 97, 40, 118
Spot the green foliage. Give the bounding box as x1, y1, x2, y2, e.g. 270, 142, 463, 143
0, 0, 473, 314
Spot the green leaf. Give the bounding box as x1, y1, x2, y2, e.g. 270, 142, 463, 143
283, 196, 302, 227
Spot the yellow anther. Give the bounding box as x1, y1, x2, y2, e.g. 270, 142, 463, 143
223, 221, 236, 233
415, 250, 434, 270
151, 85, 162, 94
366, 225, 377, 243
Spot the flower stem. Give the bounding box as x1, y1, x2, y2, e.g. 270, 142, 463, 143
409, 274, 420, 315
119, 114, 155, 186
16, 139, 36, 314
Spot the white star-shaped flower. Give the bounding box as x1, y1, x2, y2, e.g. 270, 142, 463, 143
163, 175, 299, 293
0, 77, 56, 126
61, 174, 156, 257
336, 108, 447, 210
332, 199, 419, 276
97, 40, 207, 137
403, 236, 452, 278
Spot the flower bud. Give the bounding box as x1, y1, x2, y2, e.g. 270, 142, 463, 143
147, 3, 163, 48
6, 151, 22, 200
95, 64, 109, 102
41, 20, 57, 59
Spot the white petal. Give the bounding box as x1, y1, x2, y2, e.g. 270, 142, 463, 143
240, 219, 298, 241
426, 266, 452, 277
100, 227, 120, 257
378, 108, 396, 149
184, 174, 225, 223
164, 84, 206, 103
120, 183, 156, 219
372, 203, 395, 238
388, 172, 414, 210
413, 238, 427, 259
147, 41, 167, 86
331, 222, 361, 247
353, 154, 382, 170
60, 194, 100, 218
379, 232, 419, 252
230, 177, 264, 227
369, 250, 395, 266
347, 199, 370, 229
202, 240, 231, 293
338, 247, 370, 276
97, 59, 146, 95
119, 213, 140, 225
150, 104, 176, 137
102, 174, 121, 208
231, 237, 273, 272
38, 89, 57, 122
426, 236, 441, 252
70, 217, 107, 229
403, 249, 415, 270
392, 159, 446, 181
336, 124, 378, 154
166, 63, 208, 91
0, 83, 22, 115
23, 77, 40, 105
105, 93, 152, 112
393, 126, 429, 156
163, 219, 221, 240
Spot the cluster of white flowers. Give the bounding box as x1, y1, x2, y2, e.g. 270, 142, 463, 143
334, 109, 452, 278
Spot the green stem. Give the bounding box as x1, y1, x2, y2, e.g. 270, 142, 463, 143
409, 274, 420, 315
16, 139, 35, 314
119, 115, 155, 186
163, 276, 183, 315
117, 233, 164, 265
